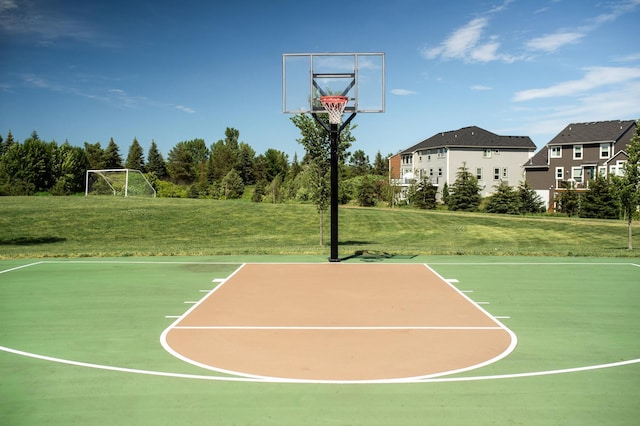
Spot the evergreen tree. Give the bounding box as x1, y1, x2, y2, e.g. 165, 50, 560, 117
208, 128, 241, 181
146, 140, 167, 179
441, 182, 450, 205
263, 148, 289, 182
103, 138, 123, 169
0, 131, 15, 156
125, 137, 145, 171
407, 177, 437, 209
579, 174, 620, 219
485, 182, 520, 214
167, 141, 195, 184
238, 143, 256, 185
555, 184, 580, 216
372, 150, 389, 176
517, 180, 545, 214
448, 163, 481, 211
252, 179, 267, 202
357, 175, 378, 207
349, 149, 370, 176
84, 142, 105, 170
221, 168, 244, 199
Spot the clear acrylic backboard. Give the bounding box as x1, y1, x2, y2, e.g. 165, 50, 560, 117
282, 52, 385, 115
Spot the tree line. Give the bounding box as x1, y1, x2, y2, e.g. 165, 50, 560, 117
0, 121, 391, 205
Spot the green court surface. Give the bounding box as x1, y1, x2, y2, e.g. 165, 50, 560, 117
1, 256, 639, 425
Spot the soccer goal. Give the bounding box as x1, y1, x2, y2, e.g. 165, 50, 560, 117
85, 169, 156, 197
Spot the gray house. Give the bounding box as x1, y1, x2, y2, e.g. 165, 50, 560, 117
524, 120, 637, 211
390, 126, 536, 201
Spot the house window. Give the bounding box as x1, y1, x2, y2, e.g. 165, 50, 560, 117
600, 143, 610, 159
429, 168, 434, 177
550, 146, 562, 158
493, 167, 500, 180
483, 149, 492, 158
573, 145, 583, 160
555, 167, 563, 179
598, 166, 606, 176
572, 167, 583, 181
476, 168, 483, 180
502, 167, 508, 179
438, 168, 443, 177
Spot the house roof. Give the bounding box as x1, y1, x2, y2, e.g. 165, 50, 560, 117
401, 126, 535, 154
524, 145, 549, 169
524, 119, 637, 168
547, 120, 635, 146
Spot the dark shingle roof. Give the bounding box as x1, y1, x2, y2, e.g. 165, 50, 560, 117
524, 145, 548, 168
547, 120, 635, 145
402, 126, 535, 154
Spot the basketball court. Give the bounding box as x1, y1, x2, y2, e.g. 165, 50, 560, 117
162, 263, 515, 382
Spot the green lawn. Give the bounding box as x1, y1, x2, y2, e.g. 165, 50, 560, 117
0, 196, 637, 258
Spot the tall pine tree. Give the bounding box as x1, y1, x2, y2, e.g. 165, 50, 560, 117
125, 137, 145, 171
448, 162, 481, 211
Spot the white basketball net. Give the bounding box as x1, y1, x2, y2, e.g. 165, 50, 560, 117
319, 96, 348, 124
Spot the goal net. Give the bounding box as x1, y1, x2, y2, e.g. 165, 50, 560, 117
85, 169, 156, 197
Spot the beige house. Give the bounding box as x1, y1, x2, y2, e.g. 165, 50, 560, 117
389, 126, 536, 201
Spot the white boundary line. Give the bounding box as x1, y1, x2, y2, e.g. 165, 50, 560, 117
1, 344, 638, 384
171, 325, 505, 330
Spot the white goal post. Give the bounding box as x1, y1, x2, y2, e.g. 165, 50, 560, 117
85, 169, 156, 197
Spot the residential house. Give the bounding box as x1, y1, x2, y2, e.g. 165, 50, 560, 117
524, 120, 637, 211
389, 126, 536, 201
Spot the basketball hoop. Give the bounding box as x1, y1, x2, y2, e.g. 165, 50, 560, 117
319, 95, 348, 124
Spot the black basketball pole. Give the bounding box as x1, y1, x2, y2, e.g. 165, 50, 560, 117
329, 122, 340, 262
312, 112, 356, 262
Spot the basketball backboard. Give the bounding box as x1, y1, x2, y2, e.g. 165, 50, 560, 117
282, 52, 385, 115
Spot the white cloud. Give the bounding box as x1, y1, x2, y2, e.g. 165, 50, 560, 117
471, 85, 492, 91
513, 66, 640, 101
175, 105, 196, 113
391, 89, 416, 96
419, 5, 516, 64
525, 32, 585, 53
422, 17, 489, 61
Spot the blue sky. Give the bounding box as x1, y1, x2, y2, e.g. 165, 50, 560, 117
1, 0, 639, 161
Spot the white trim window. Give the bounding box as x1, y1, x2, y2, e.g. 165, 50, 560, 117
600, 143, 610, 159
550, 146, 562, 158
555, 167, 564, 179
476, 167, 483, 180
573, 145, 583, 160
493, 167, 500, 180
572, 166, 583, 181
502, 167, 508, 179
598, 166, 606, 176
483, 149, 492, 158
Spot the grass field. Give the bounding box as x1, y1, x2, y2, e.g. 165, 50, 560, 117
1, 196, 639, 425
0, 196, 638, 258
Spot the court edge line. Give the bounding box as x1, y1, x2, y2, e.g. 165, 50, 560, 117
0, 261, 44, 274
171, 326, 505, 330
1, 344, 638, 385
